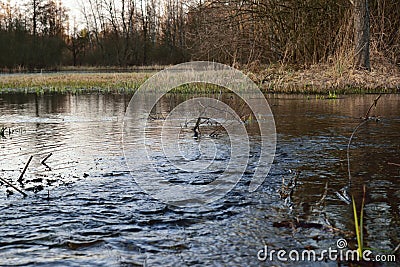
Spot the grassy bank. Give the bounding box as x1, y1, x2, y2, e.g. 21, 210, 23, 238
244, 56, 400, 94
256, 66, 400, 94
0, 62, 399, 94
0, 72, 151, 94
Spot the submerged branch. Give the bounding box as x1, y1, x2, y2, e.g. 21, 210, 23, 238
193, 117, 211, 139
18, 156, 33, 184
348, 94, 384, 186
363, 94, 382, 120
0, 127, 6, 138
316, 181, 329, 206
41, 153, 53, 170
0, 177, 27, 197
41, 153, 52, 165
347, 120, 367, 185
340, 95, 384, 204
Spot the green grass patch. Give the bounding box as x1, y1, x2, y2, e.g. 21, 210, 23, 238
352, 185, 366, 258
0, 72, 150, 94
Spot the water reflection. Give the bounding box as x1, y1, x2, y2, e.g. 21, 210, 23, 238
0, 93, 399, 266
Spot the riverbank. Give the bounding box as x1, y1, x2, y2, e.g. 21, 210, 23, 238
258, 66, 400, 94
0, 73, 151, 94
244, 56, 400, 94
0, 62, 399, 94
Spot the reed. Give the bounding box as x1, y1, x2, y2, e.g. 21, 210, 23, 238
352, 185, 366, 258
327, 91, 338, 99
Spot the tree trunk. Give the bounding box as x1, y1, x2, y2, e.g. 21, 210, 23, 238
353, 0, 371, 71
33, 0, 37, 37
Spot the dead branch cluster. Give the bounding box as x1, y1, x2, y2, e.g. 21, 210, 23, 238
191, 116, 225, 139
0, 153, 52, 198
274, 94, 394, 240
275, 171, 354, 238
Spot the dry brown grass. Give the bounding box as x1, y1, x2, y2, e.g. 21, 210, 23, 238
244, 54, 400, 94
1, 59, 399, 94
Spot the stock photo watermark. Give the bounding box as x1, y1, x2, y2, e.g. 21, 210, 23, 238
122, 61, 276, 207
257, 238, 396, 263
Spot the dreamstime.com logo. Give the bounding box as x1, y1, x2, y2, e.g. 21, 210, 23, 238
257, 238, 397, 263
122, 61, 276, 207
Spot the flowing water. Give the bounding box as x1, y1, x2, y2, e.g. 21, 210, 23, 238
0, 92, 399, 266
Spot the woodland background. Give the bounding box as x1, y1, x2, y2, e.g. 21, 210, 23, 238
0, 0, 399, 72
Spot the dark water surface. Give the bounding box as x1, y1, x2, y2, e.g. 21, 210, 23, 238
0, 93, 399, 266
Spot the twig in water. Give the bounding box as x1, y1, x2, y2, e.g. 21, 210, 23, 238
337, 116, 367, 205
347, 94, 384, 187
41, 153, 52, 165
0, 127, 6, 138
393, 243, 400, 254
388, 162, 400, 167
339, 119, 368, 204
277, 171, 299, 209
317, 181, 329, 206
347, 120, 367, 186
363, 94, 382, 120
323, 224, 354, 237
18, 155, 33, 184
41, 153, 53, 170
335, 189, 351, 205
193, 117, 211, 139
193, 117, 202, 139
209, 125, 224, 138
0, 177, 27, 197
